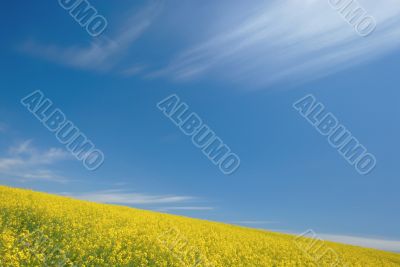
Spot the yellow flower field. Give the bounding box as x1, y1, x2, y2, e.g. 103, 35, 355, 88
0, 185, 399, 266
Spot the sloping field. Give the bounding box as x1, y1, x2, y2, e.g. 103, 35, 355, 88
0, 185, 399, 266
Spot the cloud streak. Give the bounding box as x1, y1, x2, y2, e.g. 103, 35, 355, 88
319, 233, 400, 252
159, 206, 215, 211
61, 189, 196, 205
157, 0, 400, 87
20, 1, 163, 71
233, 220, 279, 225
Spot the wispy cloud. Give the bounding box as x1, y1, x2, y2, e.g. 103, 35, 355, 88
157, 0, 400, 87
0, 140, 71, 182
319, 233, 400, 252
20, 1, 163, 71
159, 206, 215, 212
233, 220, 279, 225
61, 189, 196, 205
274, 229, 400, 252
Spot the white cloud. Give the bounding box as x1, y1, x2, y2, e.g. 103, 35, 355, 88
319, 233, 400, 252
157, 0, 400, 87
232, 226, 400, 252
17, 170, 66, 183
61, 189, 196, 205
277, 229, 400, 252
0, 158, 24, 172
233, 220, 279, 225
4, 140, 70, 166
20, 1, 163, 71
0, 140, 71, 182
159, 206, 215, 211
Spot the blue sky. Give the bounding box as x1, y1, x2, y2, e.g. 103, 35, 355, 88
1, 0, 400, 251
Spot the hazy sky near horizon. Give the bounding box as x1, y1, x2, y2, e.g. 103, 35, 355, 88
1, 0, 400, 252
